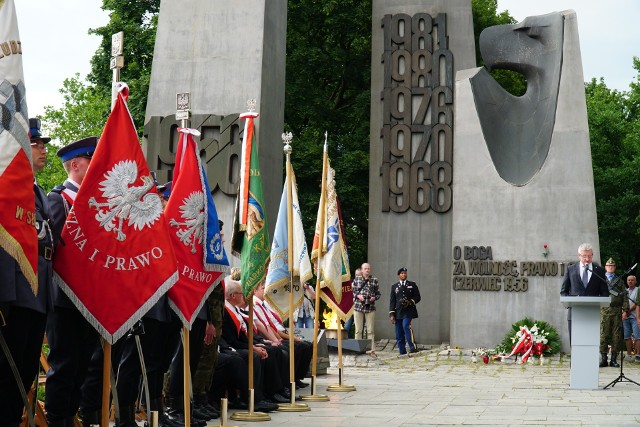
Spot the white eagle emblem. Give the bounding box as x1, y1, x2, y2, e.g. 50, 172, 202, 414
170, 191, 205, 253
88, 160, 162, 241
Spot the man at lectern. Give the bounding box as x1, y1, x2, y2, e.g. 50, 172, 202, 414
560, 243, 609, 343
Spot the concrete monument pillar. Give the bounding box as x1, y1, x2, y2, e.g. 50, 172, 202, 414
451, 11, 597, 353
369, 0, 476, 345
143, 0, 287, 242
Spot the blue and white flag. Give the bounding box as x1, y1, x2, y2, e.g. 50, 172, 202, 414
203, 167, 229, 268
264, 169, 313, 320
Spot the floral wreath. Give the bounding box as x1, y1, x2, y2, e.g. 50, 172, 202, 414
494, 317, 560, 362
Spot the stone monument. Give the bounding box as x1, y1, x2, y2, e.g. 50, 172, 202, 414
451, 10, 598, 353
369, 0, 476, 344
143, 0, 287, 239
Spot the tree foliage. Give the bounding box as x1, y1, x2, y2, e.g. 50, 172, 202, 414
586, 63, 640, 269
285, 0, 372, 271
471, 0, 526, 96
36, 74, 110, 191
86, 0, 160, 135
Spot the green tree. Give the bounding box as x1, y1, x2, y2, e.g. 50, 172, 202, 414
472, 0, 525, 96
36, 74, 110, 192
285, 0, 372, 270
86, 0, 160, 134
586, 74, 640, 268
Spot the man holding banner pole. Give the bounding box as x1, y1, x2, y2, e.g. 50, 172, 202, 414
0, 119, 53, 427
0, 2, 42, 424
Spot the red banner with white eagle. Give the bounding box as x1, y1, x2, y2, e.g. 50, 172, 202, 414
52, 87, 178, 343
0, 0, 38, 292
165, 128, 228, 328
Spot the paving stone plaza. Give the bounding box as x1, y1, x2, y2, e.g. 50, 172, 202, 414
188, 340, 640, 427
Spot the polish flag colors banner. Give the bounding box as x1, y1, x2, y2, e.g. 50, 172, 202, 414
0, 0, 37, 292
166, 128, 229, 328
232, 109, 270, 297
53, 87, 178, 343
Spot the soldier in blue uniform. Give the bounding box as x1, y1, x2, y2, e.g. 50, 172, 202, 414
45, 136, 99, 427
389, 267, 421, 355
0, 119, 53, 426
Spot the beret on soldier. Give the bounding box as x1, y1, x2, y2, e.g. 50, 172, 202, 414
397, 267, 407, 275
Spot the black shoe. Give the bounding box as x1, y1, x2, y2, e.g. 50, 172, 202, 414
228, 400, 248, 410
281, 387, 291, 398
295, 379, 309, 388
78, 410, 100, 427
610, 360, 620, 367
271, 393, 290, 403
193, 404, 214, 421
208, 400, 221, 412
409, 348, 419, 354
201, 402, 220, 419
254, 400, 278, 413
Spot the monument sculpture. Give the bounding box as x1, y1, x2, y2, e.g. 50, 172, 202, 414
369, 0, 476, 345
470, 12, 563, 186
452, 10, 598, 353
143, 0, 287, 237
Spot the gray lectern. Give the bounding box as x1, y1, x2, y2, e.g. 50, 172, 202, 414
560, 296, 610, 389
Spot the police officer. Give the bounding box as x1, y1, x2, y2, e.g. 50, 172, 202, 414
0, 118, 53, 426
389, 267, 421, 355
45, 136, 99, 427
599, 258, 625, 368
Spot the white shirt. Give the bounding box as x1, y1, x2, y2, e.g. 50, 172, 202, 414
580, 264, 592, 283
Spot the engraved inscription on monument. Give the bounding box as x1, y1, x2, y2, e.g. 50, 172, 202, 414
144, 113, 242, 195
451, 246, 563, 293
379, 13, 453, 213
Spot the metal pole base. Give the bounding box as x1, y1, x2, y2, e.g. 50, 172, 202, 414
229, 411, 271, 422
327, 367, 356, 392
300, 393, 330, 402
213, 399, 239, 427
327, 384, 356, 392
277, 402, 311, 412
230, 390, 271, 421
300, 375, 329, 401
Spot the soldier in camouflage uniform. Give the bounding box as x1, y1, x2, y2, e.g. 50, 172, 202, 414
599, 258, 627, 367
192, 284, 225, 410
190, 226, 233, 414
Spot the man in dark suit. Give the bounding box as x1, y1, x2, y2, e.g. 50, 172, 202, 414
560, 243, 609, 344
389, 267, 421, 355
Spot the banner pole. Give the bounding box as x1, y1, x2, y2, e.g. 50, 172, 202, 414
100, 342, 111, 427
301, 134, 330, 402
230, 302, 270, 421
278, 133, 310, 411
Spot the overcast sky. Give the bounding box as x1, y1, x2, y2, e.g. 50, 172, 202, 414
15, 1, 639, 118
498, 0, 640, 93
